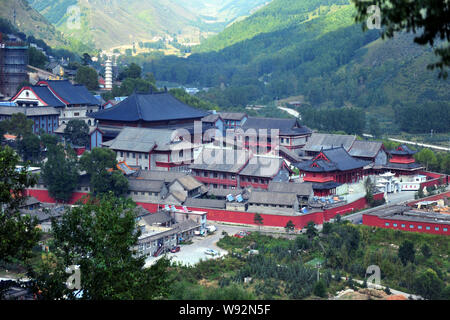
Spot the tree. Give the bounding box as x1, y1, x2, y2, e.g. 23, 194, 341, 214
322, 222, 332, 234
313, 280, 327, 298
64, 120, 90, 147
285, 220, 295, 233
421, 243, 432, 259
254, 213, 264, 231
415, 149, 437, 171
17, 133, 41, 163
364, 176, 375, 206
2, 113, 33, 138
29, 194, 171, 299
0, 146, 40, 297
353, 0, 450, 78
28, 46, 48, 69
413, 268, 444, 300
126, 63, 142, 79
79, 148, 128, 197
75, 66, 99, 91
368, 117, 381, 138
41, 145, 79, 202
398, 240, 415, 266
305, 221, 318, 240
82, 53, 92, 66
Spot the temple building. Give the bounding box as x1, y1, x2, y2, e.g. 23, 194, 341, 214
190, 147, 292, 190
89, 91, 209, 142
103, 126, 200, 172
10, 80, 101, 126
0, 104, 59, 134
384, 144, 424, 175
295, 147, 370, 196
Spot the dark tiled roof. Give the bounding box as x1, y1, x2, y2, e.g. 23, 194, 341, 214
173, 176, 203, 191
239, 157, 286, 178
0, 106, 59, 116
219, 112, 247, 121
348, 140, 384, 158
384, 162, 424, 170
135, 170, 186, 183
279, 145, 302, 162
242, 117, 311, 136
303, 133, 356, 153
190, 148, 250, 173
141, 212, 173, 226
312, 182, 342, 190
128, 179, 165, 192
295, 147, 370, 173
41, 80, 100, 106
248, 191, 297, 206
183, 198, 226, 209
30, 86, 65, 107
268, 181, 313, 196
91, 92, 207, 122
389, 144, 417, 156
202, 113, 221, 123
107, 127, 173, 153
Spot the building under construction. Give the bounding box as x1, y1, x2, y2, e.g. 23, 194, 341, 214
0, 33, 28, 99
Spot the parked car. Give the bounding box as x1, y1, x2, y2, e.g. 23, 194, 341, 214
206, 225, 217, 233
170, 246, 180, 253
205, 248, 219, 256
234, 231, 251, 238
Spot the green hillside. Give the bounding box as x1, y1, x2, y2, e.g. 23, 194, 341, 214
143, 0, 449, 133
27, 0, 271, 50
0, 0, 66, 47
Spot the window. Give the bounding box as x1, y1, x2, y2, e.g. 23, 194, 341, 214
401, 224, 405, 228
435, 227, 439, 231
426, 226, 430, 230
120, 152, 123, 157
418, 226, 422, 229
145, 154, 148, 159
132, 153, 135, 158
385, 223, 390, 226
393, 223, 397, 227
74, 112, 79, 116
410, 225, 414, 229
444, 228, 448, 232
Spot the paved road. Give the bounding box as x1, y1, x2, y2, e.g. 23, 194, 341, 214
342, 191, 417, 224
334, 276, 423, 300
277, 106, 300, 118
388, 138, 450, 152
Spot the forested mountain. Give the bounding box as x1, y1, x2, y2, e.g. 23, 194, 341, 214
143, 0, 449, 134
0, 0, 66, 47
27, 0, 271, 50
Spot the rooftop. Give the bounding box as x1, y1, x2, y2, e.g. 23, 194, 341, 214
37, 80, 100, 106
348, 140, 384, 158
364, 205, 450, 225
303, 133, 356, 153
295, 147, 371, 173
268, 181, 313, 196
248, 191, 298, 206
90, 91, 207, 122
242, 117, 311, 136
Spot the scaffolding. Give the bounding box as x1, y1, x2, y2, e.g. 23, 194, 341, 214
0, 33, 28, 99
